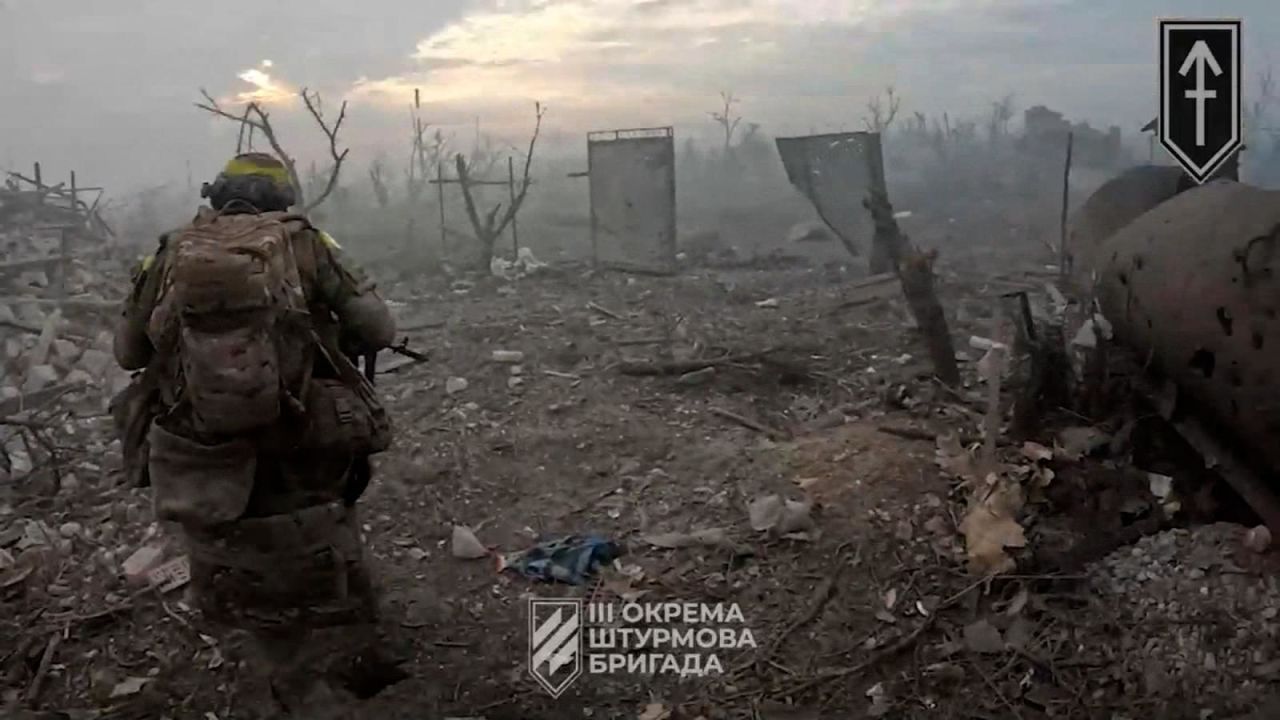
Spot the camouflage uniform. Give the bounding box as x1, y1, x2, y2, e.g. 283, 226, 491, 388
113, 180, 399, 716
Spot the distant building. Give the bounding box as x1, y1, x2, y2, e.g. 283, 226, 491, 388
1019, 105, 1126, 168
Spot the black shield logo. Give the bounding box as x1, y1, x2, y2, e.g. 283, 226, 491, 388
1159, 20, 1241, 184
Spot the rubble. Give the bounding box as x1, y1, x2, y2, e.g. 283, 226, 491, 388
1088, 524, 1280, 711
1, 165, 131, 430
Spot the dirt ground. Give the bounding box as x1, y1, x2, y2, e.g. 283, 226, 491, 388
4, 245, 1280, 720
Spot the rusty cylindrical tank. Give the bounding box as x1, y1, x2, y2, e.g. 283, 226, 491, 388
1066, 164, 1185, 289
1090, 180, 1280, 472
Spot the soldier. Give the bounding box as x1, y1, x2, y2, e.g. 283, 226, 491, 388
112, 153, 403, 717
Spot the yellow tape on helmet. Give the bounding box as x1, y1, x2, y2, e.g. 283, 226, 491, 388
318, 230, 342, 250
222, 155, 291, 186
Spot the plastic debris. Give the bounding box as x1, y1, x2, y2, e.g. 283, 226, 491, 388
500, 534, 623, 584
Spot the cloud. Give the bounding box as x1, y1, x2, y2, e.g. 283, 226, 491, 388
347, 0, 1083, 136
232, 61, 298, 105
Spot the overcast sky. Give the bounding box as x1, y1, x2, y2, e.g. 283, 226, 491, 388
0, 0, 1274, 193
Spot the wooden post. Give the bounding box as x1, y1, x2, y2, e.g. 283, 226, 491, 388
436, 161, 446, 251
507, 155, 519, 259
69, 171, 78, 222
33, 162, 43, 204
1059, 131, 1074, 282
56, 227, 70, 300
587, 138, 598, 269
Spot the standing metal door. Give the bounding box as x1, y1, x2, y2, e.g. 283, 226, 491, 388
588, 127, 676, 274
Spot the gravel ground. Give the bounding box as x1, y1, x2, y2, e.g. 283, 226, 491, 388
1089, 523, 1280, 719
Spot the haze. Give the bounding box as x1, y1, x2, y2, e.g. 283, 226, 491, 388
0, 0, 1274, 194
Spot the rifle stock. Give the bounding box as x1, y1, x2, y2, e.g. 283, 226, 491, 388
340, 349, 377, 506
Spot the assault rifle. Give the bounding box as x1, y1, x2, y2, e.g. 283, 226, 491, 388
341, 339, 428, 506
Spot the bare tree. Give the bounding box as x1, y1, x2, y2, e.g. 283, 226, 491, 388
407, 88, 434, 202
194, 86, 349, 212
455, 102, 545, 269
863, 86, 901, 133
709, 91, 743, 154
906, 111, 929, 140
368, 156, 390, 209
987, 94, 1016, 143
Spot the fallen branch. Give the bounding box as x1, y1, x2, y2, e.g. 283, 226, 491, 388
587, 301, 624, 320
0, 296, 117, 310
724, 574, 991, 702
878, 425, 979, 446
0, 380, 87, 417
24, 632, 60, 705
0, 416, 52, 430
399, 319, 447, 332
708, 406, 784, 439
737, 544, 851, 675
830, 272, 901, 311
388, 339, 430, 363
617, 347, 781, 376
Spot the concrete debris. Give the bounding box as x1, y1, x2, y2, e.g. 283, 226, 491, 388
785, 221, 834, 244
451, 525, 489, 560
1244, 525, 1272, 553
122, 542, 168, 585
747, 494, 814, 535
0, 169, 130, 421
77, 348, 113, 377
490, 247, 548, 280
1089, 524, 1280, 708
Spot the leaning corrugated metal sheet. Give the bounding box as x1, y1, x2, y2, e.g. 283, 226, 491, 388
1088, 180, 1280, 472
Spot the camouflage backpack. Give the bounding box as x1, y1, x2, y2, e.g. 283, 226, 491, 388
147, 210, 315, 436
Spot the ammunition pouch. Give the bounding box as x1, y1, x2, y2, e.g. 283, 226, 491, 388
110, 370, 161, 488
299, 376, 391, 457
148, 422, 256, 527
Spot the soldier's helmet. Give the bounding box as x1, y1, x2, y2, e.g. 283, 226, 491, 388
201, 152, 297, 212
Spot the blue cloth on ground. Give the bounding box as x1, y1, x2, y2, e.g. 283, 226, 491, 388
503, 534, 623, 584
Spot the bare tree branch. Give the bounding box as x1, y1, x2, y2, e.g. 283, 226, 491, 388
368, 157, 390, 208
709, 90, 742, 153
454, 101, 545, 267
196, 91, 302, 201
863, 86, 902, 133
194, 87, 349, 213
455, 153, 486, 241
300, 87, 349, 212
236, 103, 254, 153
